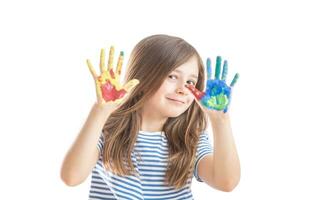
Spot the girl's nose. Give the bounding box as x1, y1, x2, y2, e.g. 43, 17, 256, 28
175, 85, 188, 95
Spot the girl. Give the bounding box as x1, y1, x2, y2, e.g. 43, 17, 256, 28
61, 34, 240, 200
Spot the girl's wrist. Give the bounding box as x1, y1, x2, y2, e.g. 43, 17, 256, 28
208, 111, 230, 125
92, 102, 116, 117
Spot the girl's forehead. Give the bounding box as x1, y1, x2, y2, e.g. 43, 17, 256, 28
172, 68, 198, 79
173, 57, 199, 77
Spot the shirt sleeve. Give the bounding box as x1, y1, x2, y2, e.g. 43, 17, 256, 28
193, 131, 214, 182
96, 131, 105, 153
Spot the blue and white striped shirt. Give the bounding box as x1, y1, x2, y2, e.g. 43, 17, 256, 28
89, 130, 213, 200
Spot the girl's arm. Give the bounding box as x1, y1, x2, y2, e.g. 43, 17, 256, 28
60, 103, 114, 186
198, 113, 240, 192
186, 56, 240, 191
61, 46, 139, 186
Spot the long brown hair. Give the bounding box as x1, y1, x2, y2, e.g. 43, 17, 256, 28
102, 34, 208, 189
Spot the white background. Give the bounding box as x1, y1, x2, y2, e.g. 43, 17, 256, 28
1, 0, 326, 199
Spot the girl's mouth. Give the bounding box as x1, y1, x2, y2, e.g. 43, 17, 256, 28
166, 97, 185, 104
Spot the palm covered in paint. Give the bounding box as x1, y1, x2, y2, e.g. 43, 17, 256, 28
186, 56, 239, 113
86, 46, 139, 106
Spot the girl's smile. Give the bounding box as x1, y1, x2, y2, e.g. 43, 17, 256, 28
166, 97, 185, 104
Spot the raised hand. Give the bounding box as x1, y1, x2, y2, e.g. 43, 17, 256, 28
86, 46, 139, 107
186, 56, 239, 113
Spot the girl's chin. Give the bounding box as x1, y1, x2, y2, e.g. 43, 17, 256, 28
163, 109, 187, 118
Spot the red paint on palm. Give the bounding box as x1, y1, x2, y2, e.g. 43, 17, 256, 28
101, 82, 127, 102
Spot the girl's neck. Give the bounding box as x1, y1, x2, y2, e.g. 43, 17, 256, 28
140, 113, 167, 133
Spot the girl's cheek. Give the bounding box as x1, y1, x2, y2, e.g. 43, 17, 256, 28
164, 81, 177, 90
189, 96, 195, 105
158, 80, 172, 91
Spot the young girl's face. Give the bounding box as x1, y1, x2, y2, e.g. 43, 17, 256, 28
144, 56, 199, 118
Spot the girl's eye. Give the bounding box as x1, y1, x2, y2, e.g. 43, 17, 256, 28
168, 75, 177, 79
187, 80, 196, 85
169, 75, 196, 85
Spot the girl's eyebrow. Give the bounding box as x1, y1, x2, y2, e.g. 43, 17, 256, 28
173, 69, 198, 79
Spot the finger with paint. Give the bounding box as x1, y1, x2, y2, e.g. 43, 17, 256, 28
186, 56, 239, 113
86, 46, 139, 105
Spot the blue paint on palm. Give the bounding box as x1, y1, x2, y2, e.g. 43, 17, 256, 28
201, 79, 231, 112
201, 56, 239, 113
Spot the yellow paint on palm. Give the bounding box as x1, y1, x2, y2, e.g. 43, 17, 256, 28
98, 71, 121, 90
96, 47, 122, 91
86, 45, 140, 104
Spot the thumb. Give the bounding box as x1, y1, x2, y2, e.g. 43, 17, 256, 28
123, 79, 140, 93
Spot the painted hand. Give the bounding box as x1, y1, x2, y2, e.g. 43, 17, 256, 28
186, 56, 239, 113
86, 46, 139, 105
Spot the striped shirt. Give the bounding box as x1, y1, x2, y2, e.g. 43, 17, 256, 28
89, 130, 213, 200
